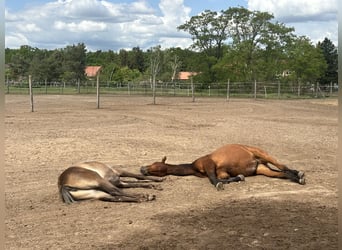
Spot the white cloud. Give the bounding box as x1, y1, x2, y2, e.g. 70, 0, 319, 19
248, 0, 338, 45
158, 0, 192, 43
5, 9, 22, 22
159, 0, 191, 24
5, 0, 337, 51
17, 23, 42, 32
54, 20, 107, 32
291, 20, 337, 45
248, 0, 337, 23
5, 0, 192, 51
128, 0, 155, 14
5, 33, 29, 48
63, 0, 110, 18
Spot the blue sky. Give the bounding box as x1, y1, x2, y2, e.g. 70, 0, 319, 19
5, 0, 337, 51
5, 0, 247, 14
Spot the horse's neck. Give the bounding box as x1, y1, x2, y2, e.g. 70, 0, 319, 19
166, 163, 196, 176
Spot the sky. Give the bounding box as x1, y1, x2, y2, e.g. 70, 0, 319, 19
5, 0, 338, 52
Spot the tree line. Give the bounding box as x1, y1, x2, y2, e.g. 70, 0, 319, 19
5, 7, 337, 89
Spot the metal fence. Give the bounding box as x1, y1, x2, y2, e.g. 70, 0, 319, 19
5, 80, 338, 99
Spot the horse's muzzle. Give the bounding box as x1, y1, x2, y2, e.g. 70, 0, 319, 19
140, 166, 150, 175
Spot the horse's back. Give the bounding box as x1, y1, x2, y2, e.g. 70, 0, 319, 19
58, 166, 105, 188
73, 161, 119, 178
210, 144, 255, 163
207, 144, 259, 176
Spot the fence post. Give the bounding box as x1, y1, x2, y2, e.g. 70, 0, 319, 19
264, 86, 267, 98
254, 80, 257, 99
316, 82, 319, 98
77, 78, 80, 94
96, 73, 100, 109
226, 79, 230, 101
6, 74, 9, 94
191, 77, 195, 102
278, 81, 280, 98
29, 75, 34, 112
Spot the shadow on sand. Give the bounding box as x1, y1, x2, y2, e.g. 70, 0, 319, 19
99, 198, 337, 249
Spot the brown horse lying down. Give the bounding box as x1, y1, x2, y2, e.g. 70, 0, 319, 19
58, 161, 165, 204
140, 144, 305, 190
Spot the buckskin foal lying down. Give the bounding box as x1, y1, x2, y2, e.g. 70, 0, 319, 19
140, 144, 305, 190
58, 161, 165, 204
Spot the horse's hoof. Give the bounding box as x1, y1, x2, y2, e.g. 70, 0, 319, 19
299, 177, 306, 185
216, 182, 224, 191
146, 194, 156, 201
237, 174, 245, 181
298, 171, 305, 179
153, 185, 163, 191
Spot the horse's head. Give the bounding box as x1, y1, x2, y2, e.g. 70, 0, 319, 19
140, 156, 168, 176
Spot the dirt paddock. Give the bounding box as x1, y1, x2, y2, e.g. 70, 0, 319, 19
5, 95, 338, 249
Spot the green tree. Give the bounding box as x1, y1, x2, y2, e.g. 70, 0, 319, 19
28, 49, 51, 82
178, 10, 229, 60
317, 38, 338, 85
62, 43, 87, 83
227, 7, 295, 81
178, 7, 296, 83
148, 45, 162, 104
119, 49, 129, 67
46, 49, 64, 82
7, 45, 37, 80
127, 47, 146, 72
86, 50, 109, 65
112, 66, 141, 83
100, 63, 120, 82
287, 36, 327, 85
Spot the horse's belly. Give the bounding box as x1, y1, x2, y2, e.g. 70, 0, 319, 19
219, 160, 258, 177
212, 147, 257, 177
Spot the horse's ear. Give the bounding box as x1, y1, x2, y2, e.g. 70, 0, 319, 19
162, 156, 167, 163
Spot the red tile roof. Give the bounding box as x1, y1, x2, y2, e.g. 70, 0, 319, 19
85, 66, 102, 77
178, 71, 198, 80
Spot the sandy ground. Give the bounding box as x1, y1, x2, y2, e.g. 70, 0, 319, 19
5, 95, 338, 249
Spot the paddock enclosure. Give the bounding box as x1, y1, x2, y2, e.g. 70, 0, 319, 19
5, 95, 337, 249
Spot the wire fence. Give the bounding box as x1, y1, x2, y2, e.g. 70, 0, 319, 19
5, 80, 338, 99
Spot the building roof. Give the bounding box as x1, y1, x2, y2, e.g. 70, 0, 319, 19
85, 66, 102, 77
178, 71, 198, 80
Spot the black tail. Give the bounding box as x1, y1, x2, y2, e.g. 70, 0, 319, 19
60, 186, 76, 204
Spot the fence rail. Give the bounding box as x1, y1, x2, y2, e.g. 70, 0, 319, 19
5, 81, 338, 99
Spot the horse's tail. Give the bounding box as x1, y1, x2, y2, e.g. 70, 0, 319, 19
59, 185, 76, 204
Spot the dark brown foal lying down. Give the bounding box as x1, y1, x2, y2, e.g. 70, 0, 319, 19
140, 144, 305, 190
58, 161, 165, 204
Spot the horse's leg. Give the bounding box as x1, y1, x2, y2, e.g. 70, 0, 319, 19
100, 193, 156, 202
218, 175, 245, 184
203, 160, 245, 190
216, 170, 245, 185
116, 180, 163, 190
68, 189, 140, 202
96, 177, 158, 201
246, 145, 305, 180
118, 170, 166, 182
107, 173, 162, 190
201, 160, 224, 190
256, 164, 305, 184
100, 196, 140, 202
98, 180, 157, 201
